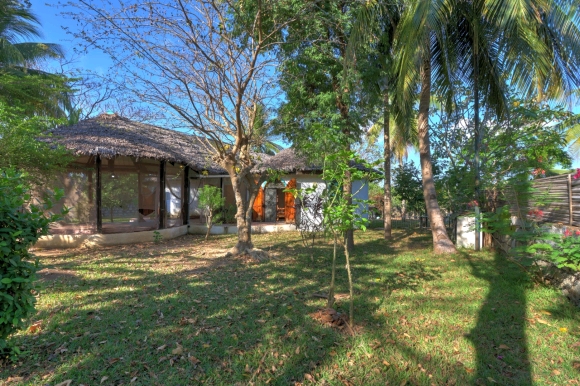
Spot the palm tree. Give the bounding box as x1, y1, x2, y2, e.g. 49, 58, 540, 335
0, 2, 70, 117
393, 0, 580, 253
448, 0, 580, 249
0, 1, 64, 67
348, 0, 412, 239
390, 0, 458, 254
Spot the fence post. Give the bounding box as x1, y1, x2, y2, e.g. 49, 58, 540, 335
569, 173, 573, 226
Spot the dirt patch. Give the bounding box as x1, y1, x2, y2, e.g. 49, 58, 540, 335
37, 268, 77, 281
310, 308, 350, 331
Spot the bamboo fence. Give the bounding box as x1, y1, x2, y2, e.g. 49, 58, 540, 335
509, 174, 580, 226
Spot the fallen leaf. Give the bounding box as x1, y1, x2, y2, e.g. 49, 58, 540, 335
295, 347, 300, 355
256, 319, 266, 324
537, 319, 551, 325
498, 344, 510, 350
189, 356, 201, 365
552, 369, 561, 375
172, 344, 183, 355
56, 381, 72, 386
540, 310, 552, 315
156, 344, 167, 351
100, 376, 109, 384
130, 377, 138, 383
29, 321, 42, 333
382, 360, 390, 366
304, 373, 314, 381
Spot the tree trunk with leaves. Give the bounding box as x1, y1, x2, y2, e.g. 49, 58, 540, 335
327, 233, 338, 308
343, 234, 354, 326
418, 54, 457, 254
383, 90, 392, 239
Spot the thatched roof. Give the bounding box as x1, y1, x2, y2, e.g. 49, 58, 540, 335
48, 114, 375, 177
47, 113, 225, 173
254, 148, 381, 176
253, 148, 314, 173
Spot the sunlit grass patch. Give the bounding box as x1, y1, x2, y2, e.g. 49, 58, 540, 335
1, 230, 579, 385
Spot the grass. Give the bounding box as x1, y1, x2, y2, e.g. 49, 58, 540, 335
2, 229, 580, 385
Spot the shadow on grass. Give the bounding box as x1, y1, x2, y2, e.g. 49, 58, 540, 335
461, 250, 532, 385
8, 231, 574, 385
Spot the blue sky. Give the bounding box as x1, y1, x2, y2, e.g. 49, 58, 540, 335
35, 1, 580, 169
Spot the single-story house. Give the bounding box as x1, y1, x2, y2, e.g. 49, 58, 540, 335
35, 113, 370, 248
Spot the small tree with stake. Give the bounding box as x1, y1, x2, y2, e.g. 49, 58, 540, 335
320, 151, 378, 327
285, 124, 378, 327
198, 185, 225, 241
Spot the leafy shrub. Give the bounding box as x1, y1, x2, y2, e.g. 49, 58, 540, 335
535, 230, 580, 271
0, 169, 62, 359
198, 185, 225, 240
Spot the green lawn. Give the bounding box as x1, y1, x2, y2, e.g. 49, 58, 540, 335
2, 230, 579, 385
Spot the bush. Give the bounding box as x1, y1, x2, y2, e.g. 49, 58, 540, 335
539, 230, 580, 271
198, 185, 225, 240
0, 169, 62, 359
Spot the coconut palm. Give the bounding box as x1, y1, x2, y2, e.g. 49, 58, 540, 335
0, 2, 70, 117
348, 0, 414, 239
447, 0, 580, 249
0, 1, 64, 67
391, 0, 580, 253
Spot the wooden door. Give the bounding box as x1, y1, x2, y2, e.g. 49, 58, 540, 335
285, 179, 296, 223
252, 187, 264, 221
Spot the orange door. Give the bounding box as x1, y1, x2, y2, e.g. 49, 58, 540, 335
252, 187, 264, 221
284, 179, 296, 223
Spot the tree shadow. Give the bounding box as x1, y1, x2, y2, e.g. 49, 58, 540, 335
9, 231, 576, 385
461, 251, 532, 385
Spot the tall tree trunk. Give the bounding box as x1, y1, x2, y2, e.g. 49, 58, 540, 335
383, 89, 392, 239
473, 23, 482, 252
418, 54, 457, 254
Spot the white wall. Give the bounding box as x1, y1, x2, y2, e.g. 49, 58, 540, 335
456, 216, 482, 249
292, 175, 370, 229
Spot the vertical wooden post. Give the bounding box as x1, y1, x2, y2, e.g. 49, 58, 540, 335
182, 166, 190, 225
159, 161, 166, 229
569, 173, 573, 225
96, 155, 102, 233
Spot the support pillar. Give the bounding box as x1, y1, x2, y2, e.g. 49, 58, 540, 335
183, 166, 190, 225
96, 155, 102, 233
159, 161, 166, 229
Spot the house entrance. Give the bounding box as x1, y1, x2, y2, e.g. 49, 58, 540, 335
252, 178, 296, 223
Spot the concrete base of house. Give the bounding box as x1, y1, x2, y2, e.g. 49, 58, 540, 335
34, 225, 189, 249
187, 222, 297, 235
34, 222, 298, 249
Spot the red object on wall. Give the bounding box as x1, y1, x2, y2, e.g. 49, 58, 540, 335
252, 187, 264, 221
285, 179, 296, 223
